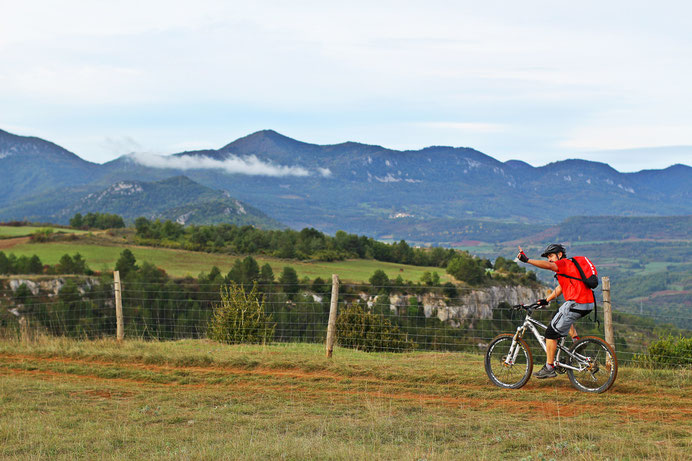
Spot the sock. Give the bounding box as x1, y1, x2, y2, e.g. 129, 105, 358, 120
546, 363, 554, 370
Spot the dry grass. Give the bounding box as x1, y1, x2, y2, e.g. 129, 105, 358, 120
0, 337, 690, 460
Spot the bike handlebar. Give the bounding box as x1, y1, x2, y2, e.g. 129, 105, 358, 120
511, 302, 542, 311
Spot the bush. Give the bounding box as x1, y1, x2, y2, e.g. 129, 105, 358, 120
30, 228, 54, 242
639, 335, 692, 368
336, 304, 416, 352
207, 282, 275, 345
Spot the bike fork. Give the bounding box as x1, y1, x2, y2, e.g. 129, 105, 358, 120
504, 327, 526, 365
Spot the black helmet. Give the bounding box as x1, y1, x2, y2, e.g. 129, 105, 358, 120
541, 243, 566, 258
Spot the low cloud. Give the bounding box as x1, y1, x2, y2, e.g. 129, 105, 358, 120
130, 152, 315, 177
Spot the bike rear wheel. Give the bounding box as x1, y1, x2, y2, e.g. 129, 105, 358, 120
567, 336, 618, 393
485, 333, 533, 389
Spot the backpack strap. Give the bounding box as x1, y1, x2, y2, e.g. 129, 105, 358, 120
554, 258, 600, 326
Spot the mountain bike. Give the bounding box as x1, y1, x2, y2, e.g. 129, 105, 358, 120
485, 302, 617, 393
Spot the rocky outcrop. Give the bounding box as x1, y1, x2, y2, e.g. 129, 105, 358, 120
356, 285, 547, 326
7, 277, 100, 297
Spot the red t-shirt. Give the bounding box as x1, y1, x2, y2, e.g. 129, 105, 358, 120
554, 258, 595, 304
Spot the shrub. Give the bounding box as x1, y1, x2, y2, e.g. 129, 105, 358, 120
312, 249, 346, 262
638, 335, 692, 368
30, 228, 54, 242
208, 282, 275, 345
336, 304, 416, 352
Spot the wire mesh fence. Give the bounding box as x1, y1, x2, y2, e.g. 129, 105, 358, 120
0, 276, 690, 365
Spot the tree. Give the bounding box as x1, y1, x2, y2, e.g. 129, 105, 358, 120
227, 256, 260, 286
241, 256, 260, 283
420, 271, 432, 286
72, 253, 89, 274
494, 256, 524, 273
137, 261, 167, 285
279, 266, 299, 299
28, 255, 43, 274
115, 249, 138, 278
311, 276, 330, 296
369, 270, 390, 290
260, 263, 274, 284
14, 256, 31, 274
276, 233, 295, 259
58, 254, 75, 274
0, 252, 10, 274
392, 240, 414, 264
70, 213, 84, 228
442, 282, 458, 299
446, 254, 486, 285
134, 217, 152, 238
13, 283, 32, 304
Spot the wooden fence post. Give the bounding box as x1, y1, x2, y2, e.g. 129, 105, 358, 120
602, 276, 614, 350
114, 270, 124, 342
19, 316, 29, 342
325, 274, 339, 358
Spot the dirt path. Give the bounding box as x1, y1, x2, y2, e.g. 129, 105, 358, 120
0, 236, 30, 249
2, 352, 689, 423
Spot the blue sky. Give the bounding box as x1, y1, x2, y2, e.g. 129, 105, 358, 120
1, 1, 691, 171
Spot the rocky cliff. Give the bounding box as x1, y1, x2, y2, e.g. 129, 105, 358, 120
357, 285, 548, 327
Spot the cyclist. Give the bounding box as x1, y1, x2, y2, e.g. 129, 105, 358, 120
516, 243, 594, 379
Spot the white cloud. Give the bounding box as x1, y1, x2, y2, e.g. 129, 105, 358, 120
130, 153, 311, 177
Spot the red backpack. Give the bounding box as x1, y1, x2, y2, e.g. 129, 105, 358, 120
561, 256, 598, 289
555, 256, 600, 324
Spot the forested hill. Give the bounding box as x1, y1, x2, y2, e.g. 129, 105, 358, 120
0, 176, 283, 230
553, 216, 692, 241
1, 128, 690, 243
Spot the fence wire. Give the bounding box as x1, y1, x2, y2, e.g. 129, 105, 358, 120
0, 279, 689, 365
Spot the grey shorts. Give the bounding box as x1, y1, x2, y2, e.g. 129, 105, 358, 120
549, 301, 594, 337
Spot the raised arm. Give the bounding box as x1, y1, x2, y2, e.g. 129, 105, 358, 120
517, 245, 558, 272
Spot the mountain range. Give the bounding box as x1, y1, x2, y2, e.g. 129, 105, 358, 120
1, 128, 690, 243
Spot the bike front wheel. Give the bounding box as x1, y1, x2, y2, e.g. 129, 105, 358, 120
485, 333, 533, 389
567, 336, 618, 393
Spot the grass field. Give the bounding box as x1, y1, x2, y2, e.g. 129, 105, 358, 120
2, 239, 452, 283
0, 226, 85, 239
0, 337, 689, 459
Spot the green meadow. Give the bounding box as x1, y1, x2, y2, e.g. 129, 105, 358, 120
0, 226, 85, 239
3, 239, 452, 283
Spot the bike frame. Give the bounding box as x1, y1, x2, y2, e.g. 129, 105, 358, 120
504, 308, 593, 372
